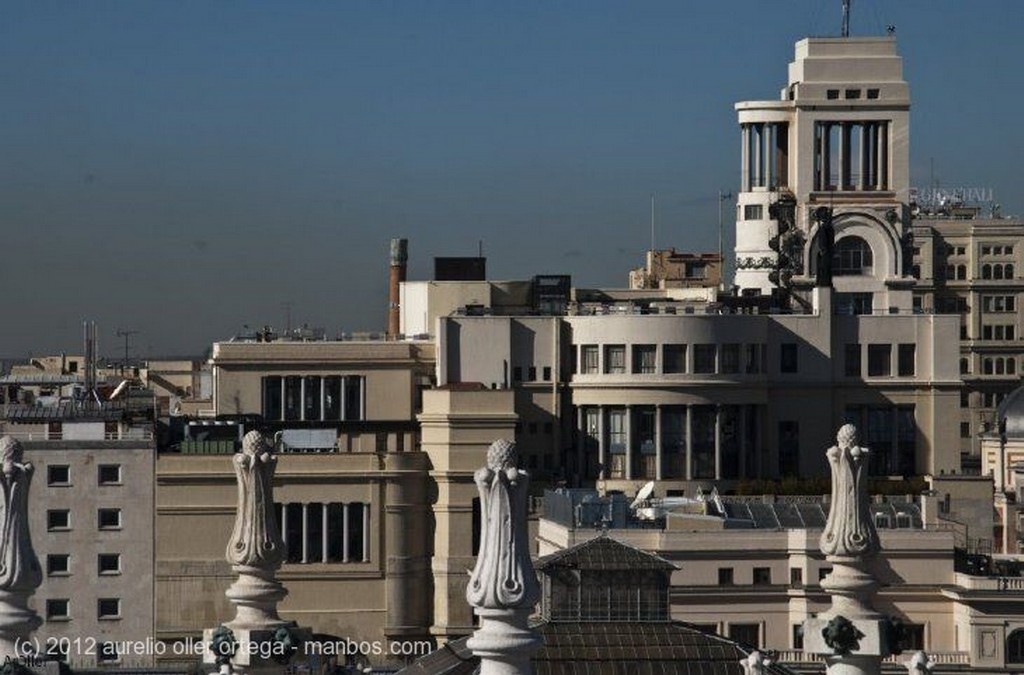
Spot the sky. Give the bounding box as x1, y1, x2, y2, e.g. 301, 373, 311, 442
1, 0, 1022, 358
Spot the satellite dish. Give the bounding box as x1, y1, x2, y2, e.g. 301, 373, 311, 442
630, 481, 656, 510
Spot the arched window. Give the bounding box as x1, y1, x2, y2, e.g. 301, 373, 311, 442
983, 264, 992, 280
1007, 264, 1015, 279
957, 264, 967, 280
1010, 359, 1017, 375
960, 358, 969, 374
833, 237, 874, 276
1007, 629, 1024, 664
983, 358, 994, 375
995, 265, 1005, 280
996, 359, 1005, 375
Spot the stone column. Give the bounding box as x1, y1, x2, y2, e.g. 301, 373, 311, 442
655, 405, 663, 481
685, 405, 693, 481
575, 407, 585, 484
598, 407, 606, 481
741, 125, 750, 192
714, 406, 722, 480
0, 437, 42, 660
804, 424, 894, 675
204, 431, 310, 675
466, 440, 542, 675
625, 405, 634, 481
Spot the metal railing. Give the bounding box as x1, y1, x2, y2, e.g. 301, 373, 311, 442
773, 650, 969, 665
0, 428, 154, 441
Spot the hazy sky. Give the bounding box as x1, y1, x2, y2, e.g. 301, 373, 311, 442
2, 0, 1021, 358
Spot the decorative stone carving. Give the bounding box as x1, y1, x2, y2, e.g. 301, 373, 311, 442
820, 425, 879, 558
466, 440, 542, 675
740, 650, 772, 675
904, 651, 934, 674
227, 432, 284, 568
822, 616, 864, 655
467, 439, 540, 611
0, 437, 42, 659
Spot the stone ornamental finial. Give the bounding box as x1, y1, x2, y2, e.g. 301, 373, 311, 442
223, 430, 287, 630
740, 650, 772, 675
820, 424, 879, 558
226, 431, 284, 568
466, 439, 542, 675
904, 651, 934, 674
0, 437, 42, 659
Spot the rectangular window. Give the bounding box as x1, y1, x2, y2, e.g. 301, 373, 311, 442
866, 88, 880, 99
826, 89, 839, 99
580, 345, 599, 374
98, 554, 121, 575
729, 623, 761, 648
720, 344, 740, 374
898, 344, 916, 376
262, 376, 282, 421
718, 567, 734, 585
97, 509, 122, 530
900, 624, 925, 651
793, 624, 805, 649
663, 344, 686, 374
47, 465, 70, 486
779, 421, 799, 476
744, 344, 763, 374
961, 422, 971, 438
744, 204, 763, 220
98, 598, 121, 620
528, 366, 537, 381
867, 344, 892, 376
542, 366, 552, 381
47, 510, 71, 531
844, 88, 861, 99
604, 345, 626, 374
46, 599, 70, 621
47, 554, 70, 576
780, 343, 798, 373
632, 345, 657, 374
283, 375, 302, 421
343, 376, 363, 421
753, 567, 772, 585
98, 465, 121, 485
97, 643, 119, 663
513, 367, 522, 382
790, 568, 803, 587
844, 344, 861, 377
324, 376, 342, 420
693, 344, 717, 374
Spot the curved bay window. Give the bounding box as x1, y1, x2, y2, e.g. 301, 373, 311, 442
833, 236, 874, 276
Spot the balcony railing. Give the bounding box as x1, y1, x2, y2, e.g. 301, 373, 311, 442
773, 650, 969, 665
955, 572, 1024, 591
0, 428, 154, 441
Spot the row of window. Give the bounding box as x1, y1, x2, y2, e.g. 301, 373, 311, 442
935, 264, 1016, 281
981, 263, 1015, 280
47, 509, 121, 531
47, 464, 122, 487
825, 88, 880, 100
578, 343, 774, 376
981, 324, 1016, 340
261, 375, 364, 422
46, 553, 121, 576
46, 598, 121, 621
844, 343, 916, 377
982, 245, 1015, 256
982, 357, 1017, 376
512, 365, 552, 383
275, 502, 369, 564
982, 295, 1016, 313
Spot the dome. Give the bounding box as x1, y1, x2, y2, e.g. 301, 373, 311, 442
997, 384, 1024, 438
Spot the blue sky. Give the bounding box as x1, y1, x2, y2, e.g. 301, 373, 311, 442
1, 0, 1021, 357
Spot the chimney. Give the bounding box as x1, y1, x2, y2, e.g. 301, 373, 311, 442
388, 238, 408, 338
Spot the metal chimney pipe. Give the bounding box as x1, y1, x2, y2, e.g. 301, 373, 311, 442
388, 238, 408, 338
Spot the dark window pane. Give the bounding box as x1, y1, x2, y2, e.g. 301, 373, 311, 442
324, 377, 342, 420
263, 376, 282, 421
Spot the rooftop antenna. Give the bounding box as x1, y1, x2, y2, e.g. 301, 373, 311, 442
718, 190, 733, 289
115, 328, 138, 376
650, 193, 655, 252
841, 0, 851, 37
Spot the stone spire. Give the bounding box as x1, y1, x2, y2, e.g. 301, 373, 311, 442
466, 439, 542, 675
0, 437, 42, 659
804, 424, 892, 675
205, 431, 308, 675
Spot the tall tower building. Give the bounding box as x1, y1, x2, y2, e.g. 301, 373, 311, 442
734, 37, 913, 314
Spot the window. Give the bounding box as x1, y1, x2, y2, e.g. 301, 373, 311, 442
826, 89, 839, 99
720, 344, 740, 374
833, 237, 873, 275
744, 344, 764, 374
718, 567, 734, 585
278, 501, 369, 564
632, 345, 657, 374
46, 599, 70, 621
98, 509, 122, 530
47, 555, 70, 576
98, 465, 121, 485
779, 421, 799, 476
527, 366, 537, 381
263, 375, 282, 421
901, 624, 925, 651
284, 375, 301, 420
580, 345, 599, 374
867, 344, 892, 377
604, 345, 626, 374
844, 344, 861, 377
48, 510, 71, 531
98, 598, 121, 620
98, 554, 121, 575
780, 343, 798, 373
790, 568, 803, 587
744, 204, 763, 220
1007, 629, 1024, 664
898, 344, 916, 376
845, 88, 861, 99
753, 567, 771, 585
47, 465, 70, 486
542, 366, 551, 381
663, 344, 686, 374
513, 367, 522, 382
97, 643, 119, 664
264, 375, 362, 421
729, 623, 761, 648
793, 624, 805, 649
694, 344, 717, 374
866, 88, 880, 99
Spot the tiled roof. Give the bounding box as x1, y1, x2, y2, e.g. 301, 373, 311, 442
395, 621, 797, 675
535, 535, 678, 572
